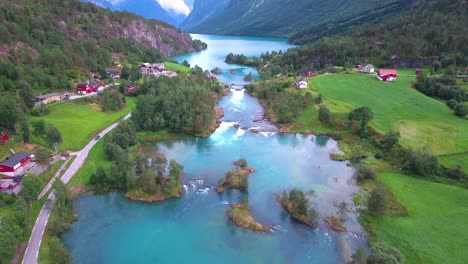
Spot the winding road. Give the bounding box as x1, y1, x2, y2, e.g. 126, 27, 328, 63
22, 112, 132, 264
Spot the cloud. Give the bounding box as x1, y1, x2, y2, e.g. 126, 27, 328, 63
156, 0, 190, 15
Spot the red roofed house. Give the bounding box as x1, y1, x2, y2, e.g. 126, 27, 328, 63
126, 84, 136, 94
77, 81, 100, 94
0, 152, 35, 178
0, 134, 9, 144
377, 69, 397, 82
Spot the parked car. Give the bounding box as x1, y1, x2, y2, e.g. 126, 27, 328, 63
94, 135, 101, 140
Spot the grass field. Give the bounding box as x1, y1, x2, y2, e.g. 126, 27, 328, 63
307, 74, 468, 155
165, 61, 191, 74
366, 173, 468, 264
31, 97, 136, 151
439, 153, 468, 171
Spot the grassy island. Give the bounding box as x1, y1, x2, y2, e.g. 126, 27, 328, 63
278, 189, 318, 228
216, 159, 255, 193
227, 202, 270, 233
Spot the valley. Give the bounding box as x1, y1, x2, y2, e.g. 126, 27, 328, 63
0, 0, 466, 264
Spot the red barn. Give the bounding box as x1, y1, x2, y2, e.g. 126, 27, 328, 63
0, 152, 34, 177
77, 82, 100, 94
377, 69, 397, 82
0, 134, 9, 144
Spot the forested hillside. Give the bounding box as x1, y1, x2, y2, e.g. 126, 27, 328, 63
183, 0, 406, 38
264, 0, 467, 73
0, 0, 203, 93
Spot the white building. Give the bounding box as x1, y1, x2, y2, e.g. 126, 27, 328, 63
296, 79, 308, 89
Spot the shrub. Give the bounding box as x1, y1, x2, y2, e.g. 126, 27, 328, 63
454, 103, 467, 117
318, 105, 332, 125
355, 165, 376, 181
404, 149, 439, 177
445, 165, 466, 180
367, 243, 404, 264
446, 99, 458, 110
368, 186, 388, 215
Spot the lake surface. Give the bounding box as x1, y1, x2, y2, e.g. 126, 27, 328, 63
62, 35, 367, 264
172, 34, 294, 83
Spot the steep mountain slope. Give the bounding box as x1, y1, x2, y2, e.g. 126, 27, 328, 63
265, 0, 467, 71
82, 0, 177, 26
183, 0, 406, 37
179, 0, 230, 30
0, 0, 204, 92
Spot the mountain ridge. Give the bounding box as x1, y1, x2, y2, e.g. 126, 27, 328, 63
182, 0, 407, 38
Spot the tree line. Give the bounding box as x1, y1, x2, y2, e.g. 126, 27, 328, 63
131, 76, 219, 135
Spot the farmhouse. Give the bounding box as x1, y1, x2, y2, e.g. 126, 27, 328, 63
106, 70, 120, 79
35, 93, 63, 104
140, 62, 177, 78
0, 152, 35, 177
77, 81, 100, 94
296, 79, 308, 89
298, 70, 316, 77
359, 64, 375, 73
377, 69, 398, 82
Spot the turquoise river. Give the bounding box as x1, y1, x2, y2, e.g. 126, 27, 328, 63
62, 34, 368, 264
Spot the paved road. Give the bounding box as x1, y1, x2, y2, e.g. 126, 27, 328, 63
22, 192, 56, 264
34, 83, 117, 106
61, 112, 131, 185
37, 157, 73, 200
22, 112, 131, 264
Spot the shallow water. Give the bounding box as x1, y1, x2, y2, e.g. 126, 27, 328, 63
62, 35, 367, 264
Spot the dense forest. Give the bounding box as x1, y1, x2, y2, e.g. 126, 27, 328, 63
184, 0, 405, 38
132, 74, 220, 135
264, 0, 467, 72
0, 0, 203, 95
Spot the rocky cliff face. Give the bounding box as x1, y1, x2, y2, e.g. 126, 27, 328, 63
98, 17, 197, 56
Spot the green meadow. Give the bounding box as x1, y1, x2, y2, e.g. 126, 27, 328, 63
366, 173, 468, 264
31, 97, 136, 151
306, 73, 468, 155
165, 61, 191, 74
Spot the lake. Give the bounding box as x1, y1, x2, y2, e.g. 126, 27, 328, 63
62, 34, 367, 264
172, 34, 294, 83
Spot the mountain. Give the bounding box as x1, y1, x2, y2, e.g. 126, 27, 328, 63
182, 0, 406, 38
0, 0, 204, 92
179, 0, 230, 30
82, 0, 177, 26
265, 0, 467, 71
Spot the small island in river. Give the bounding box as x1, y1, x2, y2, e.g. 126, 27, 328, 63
277, 189, 318, 228
216, 159, 255, 193
227, 202, 271, 233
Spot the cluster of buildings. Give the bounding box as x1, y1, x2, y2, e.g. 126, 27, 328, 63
139, 63, 177, 78
357, 64, 398, 82
0, 151, 35, 195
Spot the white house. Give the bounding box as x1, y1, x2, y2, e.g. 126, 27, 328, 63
296, 79, 308, 89
360, 64, 375, 73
